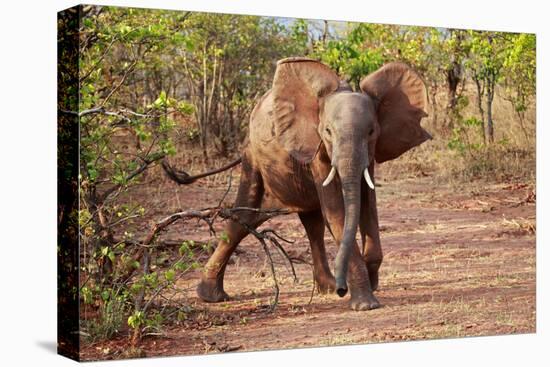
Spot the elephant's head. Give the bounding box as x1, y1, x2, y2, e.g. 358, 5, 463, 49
271, 57, 430, 296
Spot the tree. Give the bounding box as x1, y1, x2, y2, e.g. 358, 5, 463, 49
315, 23, 385, 89
440, 29, 469, 129
72, 8, 314, 341
75, 6, 196, 340
502, 33, 536, 143
465, 31, 509, 143
177, 14, 294, 159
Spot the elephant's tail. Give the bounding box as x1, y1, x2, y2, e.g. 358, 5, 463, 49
161, 157, 242, 185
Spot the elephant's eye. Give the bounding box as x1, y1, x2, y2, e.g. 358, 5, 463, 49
368, 128, 375, 136
325, 128, 332, 136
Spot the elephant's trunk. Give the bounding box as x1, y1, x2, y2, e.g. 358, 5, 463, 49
334, 145, 374, 297
334, 162, 364, 297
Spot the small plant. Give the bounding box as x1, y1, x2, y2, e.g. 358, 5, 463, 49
186, 127, 200, 141
127, 241, 202, 343
81, 288, 129, 341
447, 116, 484, 158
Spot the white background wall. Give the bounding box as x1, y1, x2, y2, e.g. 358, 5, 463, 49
0, 0, 546, 366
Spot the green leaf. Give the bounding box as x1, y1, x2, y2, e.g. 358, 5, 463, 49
152, 90, 168, 109
220, 232, 229, 243
178, 242, 190, 256
107, 250, 116, 263
87, 167, 98, 182
128, 311, 144, 329
165, 269, 175, 282
177, 101, 194, 115
81, 286, 93, 304
101, 290, 110, 301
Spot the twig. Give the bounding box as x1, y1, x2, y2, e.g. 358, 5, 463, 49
217, 169, 234, 208
265, 234, 298, 283
259, 237, 279, 311
210, 170, 234, 225
58, 106, 154, 127
101, 153, 166, 202
308, 278, 316, 305
106, 214, 141, 228
230, 221, 296, 310
131, 249, 149, 346
80, 36, 118, 83
127, 203, 294, 343
101, 58, 138, 107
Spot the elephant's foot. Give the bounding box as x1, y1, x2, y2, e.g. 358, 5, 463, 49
315, 273, 336, 294
350, 292, 381, 311
197, 277, 230, 303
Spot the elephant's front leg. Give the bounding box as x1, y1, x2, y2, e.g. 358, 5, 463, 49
359, 164, 383, 291
299, 210, 335, 293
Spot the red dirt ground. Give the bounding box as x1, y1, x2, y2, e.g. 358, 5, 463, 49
80, 169, 536, 361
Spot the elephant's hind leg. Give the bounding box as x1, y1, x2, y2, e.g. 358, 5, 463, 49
197, 157, 266, 303
299, 210, 335, 294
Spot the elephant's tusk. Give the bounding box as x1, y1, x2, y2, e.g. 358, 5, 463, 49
364, 167, 375, 190
322, 166, 337, 187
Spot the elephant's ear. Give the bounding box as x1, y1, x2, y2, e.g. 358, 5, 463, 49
272, 57, 340, 163
360, 62, 432, 163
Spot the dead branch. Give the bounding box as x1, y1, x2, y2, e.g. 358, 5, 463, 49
257, 235, 279, 310
59, 106, 155, 120
120, 206, 291, 283
127, 204, 293, 344
233, 221, 299, 310
161, 157, 242, 185
58, 107, 159, 131
217, 169, 234, 207
265, 234, 298, 283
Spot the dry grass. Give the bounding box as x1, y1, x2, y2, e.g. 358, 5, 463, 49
381, 83, 535, 185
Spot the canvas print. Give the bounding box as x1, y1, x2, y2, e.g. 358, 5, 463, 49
57, 4, 536, 361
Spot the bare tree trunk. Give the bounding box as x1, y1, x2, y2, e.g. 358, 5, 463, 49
486, 96, 494, 143
445, 64, 461, 129
505, 86, 531, 145
446, 30, 466, 130
200, 127, 208, 163
486, 76, 495, 144
517, 109, 530, 144
474, 76, 487, 143
322, 20, 329, 45
428, 84, 438, 131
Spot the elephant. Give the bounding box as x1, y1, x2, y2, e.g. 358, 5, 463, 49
195, 57, 431, 311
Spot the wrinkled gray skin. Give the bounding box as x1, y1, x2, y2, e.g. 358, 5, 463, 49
195, 58, 430, 311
